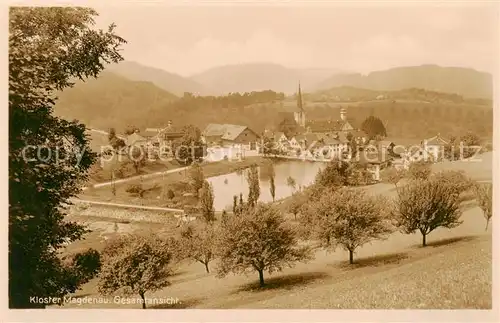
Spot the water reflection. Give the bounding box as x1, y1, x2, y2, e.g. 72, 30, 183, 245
206, 160, 325, 211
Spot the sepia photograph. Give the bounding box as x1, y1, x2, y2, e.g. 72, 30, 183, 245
5, 0, 498, 320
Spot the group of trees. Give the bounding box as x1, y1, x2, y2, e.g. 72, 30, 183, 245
444, 132, 483, 160
182, 90, 285, 107
90, 157, 493, 309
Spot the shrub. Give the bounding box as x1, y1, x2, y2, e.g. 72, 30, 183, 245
166, 189, 175, 200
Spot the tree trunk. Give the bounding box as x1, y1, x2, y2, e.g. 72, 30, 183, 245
422, 233, 427, 247
485, 219, 490, 231
349, 249, 354, 264
204, 262, 210, 273
139, 292, 146, 309
258, 270, 265, 287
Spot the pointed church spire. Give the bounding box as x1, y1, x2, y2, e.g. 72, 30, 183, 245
297, 81, 303, 111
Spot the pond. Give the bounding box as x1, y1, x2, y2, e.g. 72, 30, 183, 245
206, 160, 325, 211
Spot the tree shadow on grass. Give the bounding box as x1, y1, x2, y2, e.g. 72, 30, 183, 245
422, 235, 478, 248
334, 252, 409, 270
151, 298, 203, 309
233, 271, 329, 294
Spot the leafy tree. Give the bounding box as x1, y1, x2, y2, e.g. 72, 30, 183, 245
474, 182, 492, 230
180, 223, 217, 273
128, 146, 146, 174
108, 128, 117, 142
443, 135, 458, 161
172, 125, 204, 165
268, 163, 276, 202
407, 160, 432, 181
431, 170, 472, 197
312, 159, 350, 196
188, 161, 205, 198
98, 234, 178, 309
221, 209, 228, 225
305, 188, 393, 264
216, 204, 312, 287
70, 248, 102, 283
460, 131, 481, 159
346, 132, 358, 158
239, 193, 244, 209
246, 164, 260, 207
109, 137, 126, 152
346, 162, 373, 186
166, 189, 175, 200
9, 7, 125, 308
199, 180, 215, 222
361, 115, 387, 139
277, 115, 300, 139
286, 176, 297, 192
393, 179, 463, 247
262, 136, 280, 156
288, 191, 308, 220
383, 167, 407, 188
124, 125, 139, 135
232, 195, 238, 214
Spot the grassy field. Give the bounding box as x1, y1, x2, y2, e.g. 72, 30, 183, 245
58, 150, 493, 309
59, 204, 491, 309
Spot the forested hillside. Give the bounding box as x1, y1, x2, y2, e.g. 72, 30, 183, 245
54, 74, 492, 142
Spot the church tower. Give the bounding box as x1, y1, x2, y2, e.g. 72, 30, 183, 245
294, 82, 306, 128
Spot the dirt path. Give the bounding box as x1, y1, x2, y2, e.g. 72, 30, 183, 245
70, 198, 184, 213
83, 165, 190, 190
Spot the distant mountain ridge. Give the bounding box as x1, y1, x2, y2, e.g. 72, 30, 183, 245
315, 65, 492, 99
104, 61, 492, 100
107, 61, 207, 96
189, 62, 345, 95
53, 71, 177, 130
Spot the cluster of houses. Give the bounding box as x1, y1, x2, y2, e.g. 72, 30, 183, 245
123, 83, 451, 181
122, 121, 185, 157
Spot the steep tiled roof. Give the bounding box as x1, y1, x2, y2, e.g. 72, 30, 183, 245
202, 123, 256, 141
306, 119, 356, 133
126, 133, 147, 146
273, 131, 287, 141
424, 134, 448, 145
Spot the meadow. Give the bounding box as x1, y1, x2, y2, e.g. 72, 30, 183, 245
57, 152, 493, 309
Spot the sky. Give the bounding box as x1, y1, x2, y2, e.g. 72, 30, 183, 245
94, 3, 498, 77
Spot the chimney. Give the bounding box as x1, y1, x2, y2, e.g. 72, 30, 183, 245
340, 107, 347, 121
167, 120, 172, 129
